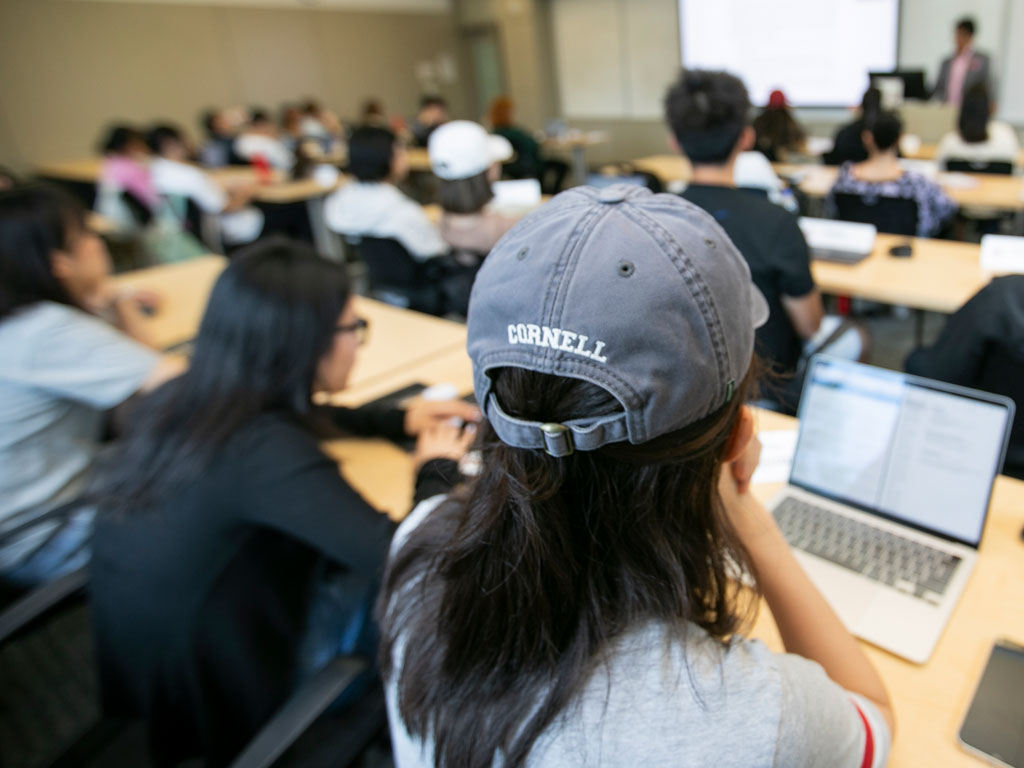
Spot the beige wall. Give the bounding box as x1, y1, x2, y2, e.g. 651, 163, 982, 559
0, 0, 467, 172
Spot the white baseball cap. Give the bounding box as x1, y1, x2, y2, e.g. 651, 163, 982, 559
428, 120, 513, 180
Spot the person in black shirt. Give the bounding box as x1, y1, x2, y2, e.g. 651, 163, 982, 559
665, 69, 824, 408
823, 86, 882, 166
91, 238, 478, 766
905, 276, 1024, 479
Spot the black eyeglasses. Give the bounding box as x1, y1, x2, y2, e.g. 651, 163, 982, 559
336, 317, 369, 346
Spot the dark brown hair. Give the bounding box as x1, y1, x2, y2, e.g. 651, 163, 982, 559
752, 106, 806, 161
437, 171, 494, 214
379, 362, 760, 768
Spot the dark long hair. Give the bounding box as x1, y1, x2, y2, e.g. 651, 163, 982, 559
752, 106, 806, 161
0, 183, 82, 321
98, 238, 351, 514
379, 363, 759, 768
959, 84, 991, 144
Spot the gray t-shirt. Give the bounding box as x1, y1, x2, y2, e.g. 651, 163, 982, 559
385, 497, 891, 768
0, 302, 158, 570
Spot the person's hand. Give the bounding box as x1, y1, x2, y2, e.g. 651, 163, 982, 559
404, 398, 481, 436
80, 279, 118, 316
718, 433, 777, 548
127, 288, 162, 315
413, 422, 476, 468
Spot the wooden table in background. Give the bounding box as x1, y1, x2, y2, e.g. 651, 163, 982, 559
812, 233, 988, 314
631, 154, 1024, 212
110, 256, 467, 390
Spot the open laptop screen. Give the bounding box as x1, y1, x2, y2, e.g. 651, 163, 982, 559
789, 357, 1013, 547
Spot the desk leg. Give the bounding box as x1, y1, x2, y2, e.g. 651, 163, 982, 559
307, 196, 343, 262
914, 309, 926, 347
570, 146, 587, 187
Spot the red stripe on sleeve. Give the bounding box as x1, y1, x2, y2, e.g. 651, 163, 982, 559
852, 700, 875, 768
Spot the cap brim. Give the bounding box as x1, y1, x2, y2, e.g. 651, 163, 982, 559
488, 135, 514, 164
750, 284, 770, 329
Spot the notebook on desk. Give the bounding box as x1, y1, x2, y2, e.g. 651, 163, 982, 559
767, 357, 1013, 663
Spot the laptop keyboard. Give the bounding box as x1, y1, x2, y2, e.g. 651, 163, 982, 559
772, 497, 962, 605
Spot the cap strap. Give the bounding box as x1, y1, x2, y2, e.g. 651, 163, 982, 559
485, 394, 630, 455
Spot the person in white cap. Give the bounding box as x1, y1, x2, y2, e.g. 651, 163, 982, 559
428, 120, 521, 256
377, 185, 894, 768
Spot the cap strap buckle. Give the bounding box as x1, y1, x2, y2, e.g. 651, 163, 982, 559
539, 422, 575, 457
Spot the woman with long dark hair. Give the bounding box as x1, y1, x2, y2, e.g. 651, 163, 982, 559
752, 89, 806, 161
379, 186, 894, 767
0, 183, 174, 587
91, 238, 477, 766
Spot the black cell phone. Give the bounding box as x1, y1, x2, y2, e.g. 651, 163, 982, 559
889, 243, 913, 258
958, 639, 1024, 767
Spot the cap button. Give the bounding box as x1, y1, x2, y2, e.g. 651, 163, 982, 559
598, 186, 628, 204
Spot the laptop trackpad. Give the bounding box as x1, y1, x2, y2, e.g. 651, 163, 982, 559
793, 550, 874, 629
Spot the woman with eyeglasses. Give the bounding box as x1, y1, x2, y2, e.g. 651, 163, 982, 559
90, 237, 478, 767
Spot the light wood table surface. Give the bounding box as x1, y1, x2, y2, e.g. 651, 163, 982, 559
36, 158, 345, 205
905, 142, 1024, 167
813, 233, 989, 313
328, 357, 1024, 766
405, 147, 432, 174
110, 256, 467, 389
632, 154, 1024, 212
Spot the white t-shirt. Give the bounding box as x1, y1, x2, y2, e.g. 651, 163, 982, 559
149, 157, 263, 244
233, 133, 295, 171
936, 121, 1020, 169
324, 182, 446, 261
150, 157, 228, 214
0, 302, 159, 570
384, 497, 891, 768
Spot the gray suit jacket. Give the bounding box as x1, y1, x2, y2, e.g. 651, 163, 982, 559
933, 50, 992, 101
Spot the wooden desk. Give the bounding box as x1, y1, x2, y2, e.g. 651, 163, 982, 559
632, 154, 1024, 212
906, 142, 1024, 167
112, 255, 227, 350
813, 233, 988, 313
405, 147, 432, 174
110, 257, 466, 389
751, 409, 1024, 768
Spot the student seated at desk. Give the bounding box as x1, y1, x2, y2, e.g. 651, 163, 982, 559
147, 123, 264, 246
905, 275, 1024, 479
199, 107, 243, 168
489, 96, 569, 194
324, 126, 446, 260
429, 120, 520, 256
752, 89, 806, 162
410, 95, 449, 148
379, 186, 894, 768
95, 124, 160, 230
826, 111, 957, 238
666, 69, 861, 410
0, 184, 178, 588
936, 85, 1019, 170
234, 108, 295, 172
823, 87, 882, 166
91, 238, 478, 766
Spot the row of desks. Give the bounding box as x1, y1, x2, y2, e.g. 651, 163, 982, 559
111, 255, 1023, 767
632, 154, 1024, 213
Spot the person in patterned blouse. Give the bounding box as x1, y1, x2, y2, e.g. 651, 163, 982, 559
826, 111, 957, 237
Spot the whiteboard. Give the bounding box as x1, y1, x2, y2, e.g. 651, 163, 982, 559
679, 0, 898, 107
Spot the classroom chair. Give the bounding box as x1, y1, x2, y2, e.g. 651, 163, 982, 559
832, 192, 919, 236
345, 235, 448, 315
0, 564, 386, 768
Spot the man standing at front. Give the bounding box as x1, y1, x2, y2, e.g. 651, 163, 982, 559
933, 17, 991, 106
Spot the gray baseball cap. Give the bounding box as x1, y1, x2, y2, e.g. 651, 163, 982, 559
466, 184, 769, 457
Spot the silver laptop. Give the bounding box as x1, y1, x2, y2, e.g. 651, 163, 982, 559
768, 357, 1014, 663
798, 217, 877, 264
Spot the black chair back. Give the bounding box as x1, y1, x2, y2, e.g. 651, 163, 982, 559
943, 159, 1014, 175
347, 236, 446, 315
833, 192, 919, 236
976, 342, 1024, 480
